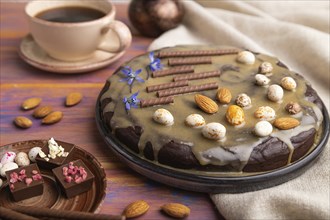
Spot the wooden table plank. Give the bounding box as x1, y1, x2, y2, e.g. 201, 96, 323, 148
0, 2, 222, 220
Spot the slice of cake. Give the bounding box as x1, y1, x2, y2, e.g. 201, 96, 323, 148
98, 45, 325, 173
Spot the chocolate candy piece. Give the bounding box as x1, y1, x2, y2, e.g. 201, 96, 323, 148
35, 139, 75, 169
52, 159, 94, 198
5, 163, 44, 202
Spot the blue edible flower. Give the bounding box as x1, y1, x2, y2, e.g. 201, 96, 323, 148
120, 66, 144, 92
148, 52, 163, 72
123, 91, 140, 112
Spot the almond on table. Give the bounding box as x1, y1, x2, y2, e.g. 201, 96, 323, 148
21, 97, 42, 110
65, 92, 83, 106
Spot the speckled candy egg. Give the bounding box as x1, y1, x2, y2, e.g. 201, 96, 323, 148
28, 147, 41, 162
255, 74, 270, 86
267, 84, 284, 102
153, 108, 174, 126
235, 93, 252, 108
281, 77, 297, 91
0, 162, 18, 177
185, 114, 205, 128
15, 152, 30, 167
1, 151, 16, 165
202, 122, 226, 141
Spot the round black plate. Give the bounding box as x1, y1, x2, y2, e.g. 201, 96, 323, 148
95, 98, 329, 193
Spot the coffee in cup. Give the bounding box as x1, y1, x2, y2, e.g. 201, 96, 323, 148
25, 0, 132, 62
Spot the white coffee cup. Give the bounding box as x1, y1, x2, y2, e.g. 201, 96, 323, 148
25, 0, 132, 61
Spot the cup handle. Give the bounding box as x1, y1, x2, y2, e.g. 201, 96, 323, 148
97, 20, 132, 53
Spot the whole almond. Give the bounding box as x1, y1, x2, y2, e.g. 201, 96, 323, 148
216, 88, 232, 104
195, 94, 218, 114
123, 200, 149, 218
273, 117, 300, 130
33, 106, 53, 118
14, 116, 32, 128
226, 105, 245, 126
42, 111, 63, 124
66, 92, 83, 107
161, 203, 190, 219
21, 97, 42, 110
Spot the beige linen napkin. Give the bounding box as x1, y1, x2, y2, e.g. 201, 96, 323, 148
148, 1, 330, 219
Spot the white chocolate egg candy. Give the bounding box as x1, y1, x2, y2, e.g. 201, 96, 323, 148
0, 162, 18, 177
1, 151, 16, 165
254, 106, 276, 121
153, 108, 174, 126
255, 74, 270, 86
267, 84, 284, 102
254, 121, 273, 137
15, 152, 30, 167
235, 93, 252, 108
236, 51, 255, 64
258, 62, 273, 74
28, 146, 41, 162
185, 114, 205, 129
202, 122, 226, 141
281, 77, 297, 91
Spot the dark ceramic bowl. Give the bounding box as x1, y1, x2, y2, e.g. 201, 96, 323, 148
95, 98, 329, 193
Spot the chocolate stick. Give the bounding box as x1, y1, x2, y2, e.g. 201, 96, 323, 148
140, 97, 174, 107
157, 82, 218, 97
12, 206, 125, 220
152, 66, 194, 78
157, 49, 239, 58
168, 57, 212, 66
146, 80, 189, 92
173, 70, 221, 82
0, 206, 39, 220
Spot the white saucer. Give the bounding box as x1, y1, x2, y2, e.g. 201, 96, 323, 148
18, 34, 126, 74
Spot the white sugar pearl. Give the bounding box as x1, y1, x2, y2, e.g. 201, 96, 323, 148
153, 108, 174, 126
28, 147, 41, 162
202, 122, 226, 141
15, 152, 30, 167
254, 121, 273, 137
281, 77, 297, 91
255, 74, 270, 86
235, 93, 252, 108
185, 114, 205, 128
1, 151, 16, 165
236, 51, 255, 64
0, 162, 18, 177
267, 84, 283, 102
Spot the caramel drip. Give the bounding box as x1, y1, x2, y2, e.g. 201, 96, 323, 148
157, 82, 218, 97
157, 49, 239, 58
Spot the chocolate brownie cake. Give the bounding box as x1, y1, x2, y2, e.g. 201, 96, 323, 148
98, 45, 324, 174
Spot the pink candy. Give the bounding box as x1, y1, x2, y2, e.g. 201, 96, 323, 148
62, 162, 88, 184
32, 174, 42, 181
25, 178, 32, 186
8, 168, 42, 188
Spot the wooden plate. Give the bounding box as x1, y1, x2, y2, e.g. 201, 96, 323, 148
0, 140, 106, 212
